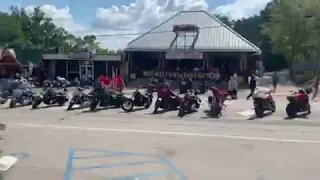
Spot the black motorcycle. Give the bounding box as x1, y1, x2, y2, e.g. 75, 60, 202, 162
9, 87, 35, 108
32, 87, 69, 109
67, 87, 93, 110
178, 91, 201, 117
121, 88, 153, 112
207, 95, 222, 117
253, 90, 276, 117
89, 84, 126, 111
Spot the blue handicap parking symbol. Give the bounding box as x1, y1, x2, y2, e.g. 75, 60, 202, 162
64, 148, 186, 180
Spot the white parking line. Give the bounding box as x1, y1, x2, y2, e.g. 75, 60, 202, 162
237, 109, 255, 117
9, 123, 320, 144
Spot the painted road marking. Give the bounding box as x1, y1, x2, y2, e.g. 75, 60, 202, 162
65, 149, 185, 180
10, 123, 320, 144
237, 109, 255, 117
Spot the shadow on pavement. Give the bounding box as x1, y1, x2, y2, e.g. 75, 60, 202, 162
247, 111, 273, 120
117, 107, 146, 114
284, 112, 309, 120
30, 104, 61, 110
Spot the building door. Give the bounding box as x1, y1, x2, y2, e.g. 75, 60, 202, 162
80, 65, 94, 81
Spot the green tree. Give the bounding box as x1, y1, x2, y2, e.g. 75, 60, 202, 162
0, 12, 22, 47
262, 0, 314, 80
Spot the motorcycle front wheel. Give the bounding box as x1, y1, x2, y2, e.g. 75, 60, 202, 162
254, 105, 264, 118
143, 97, 152, 108
178, 106, 185, 117
271, 101, 276, 112
153, 100, 161, 114
32, 98, 42, 109
9, 98, 17, 108
90, 99, 99, 111
67, 101, 74, 111
121, 99, 134, 112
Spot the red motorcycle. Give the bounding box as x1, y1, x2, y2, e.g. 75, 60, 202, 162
153, 87, 181, 114
207, 87, 228, 117
286, 88, 312, 118
253, 89, 276, 117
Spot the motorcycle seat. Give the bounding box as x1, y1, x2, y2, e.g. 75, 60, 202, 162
77, 87, 84, 91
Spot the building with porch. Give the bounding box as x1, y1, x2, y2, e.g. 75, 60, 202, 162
42, 51, 122, 81
124, 10, 261, 84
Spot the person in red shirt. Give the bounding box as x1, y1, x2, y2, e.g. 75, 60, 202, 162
116, 75, 125, 90
98, 74, 110, 86
296, 89, 307, 104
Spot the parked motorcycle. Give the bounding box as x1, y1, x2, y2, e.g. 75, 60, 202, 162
207, 87, 227, 117
67, 87, 93, 110
32, 87, 69, 109
178, 90, 201, 117
153, 88, 181, 113
89, 84, 126, 111
54, 76, 70, 88
9, 87, 35, 108
253, 89, 276, 117
121, 87, 153, 112
0, 91, 9, 104
286, 88, 312, 118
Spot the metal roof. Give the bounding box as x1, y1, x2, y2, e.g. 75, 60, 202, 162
126, 11, 261, 53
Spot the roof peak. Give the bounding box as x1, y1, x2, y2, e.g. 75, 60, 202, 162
126, 10, 261, 53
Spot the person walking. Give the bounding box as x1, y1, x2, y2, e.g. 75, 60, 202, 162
247, 75, 256, 100
272, 72, 279, 92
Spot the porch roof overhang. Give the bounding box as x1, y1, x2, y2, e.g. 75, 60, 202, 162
124, 48, 261, 54
42, 53, 121, 61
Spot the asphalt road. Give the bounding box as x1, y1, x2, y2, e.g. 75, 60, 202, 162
0, 97, 320, 180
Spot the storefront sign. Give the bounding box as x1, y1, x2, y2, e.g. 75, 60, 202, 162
143, 71, 209, 79
165, 51, 202, 59
68, 52, 91, 59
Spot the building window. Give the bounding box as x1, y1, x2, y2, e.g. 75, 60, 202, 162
68, 60, 79, 72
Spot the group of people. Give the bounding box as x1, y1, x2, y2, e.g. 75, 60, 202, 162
97, 74, 125, 91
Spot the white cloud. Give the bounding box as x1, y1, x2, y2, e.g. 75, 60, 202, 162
214, 0, 272, 20
24, 0, 270, 50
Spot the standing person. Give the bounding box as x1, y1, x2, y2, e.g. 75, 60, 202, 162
228, 76, 238, 99
247, 75, 256, 100
272, 72, 279, 92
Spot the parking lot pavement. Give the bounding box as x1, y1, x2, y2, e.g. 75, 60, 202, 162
2, 112, 320, 180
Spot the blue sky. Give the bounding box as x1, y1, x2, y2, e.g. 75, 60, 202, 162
0, 0, 269, 49
1, 0, 235, 23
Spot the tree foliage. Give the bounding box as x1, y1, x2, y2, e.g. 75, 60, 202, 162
0, 6, 117, 54
262, 0, 314, 65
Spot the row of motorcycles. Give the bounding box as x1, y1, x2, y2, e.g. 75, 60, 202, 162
0, 77, 314, 118
251, 87, 312, 118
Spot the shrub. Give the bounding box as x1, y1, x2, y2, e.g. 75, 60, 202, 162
296, 70, 314, 85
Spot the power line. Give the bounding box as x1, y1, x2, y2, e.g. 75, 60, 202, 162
93, 25, 224, 37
